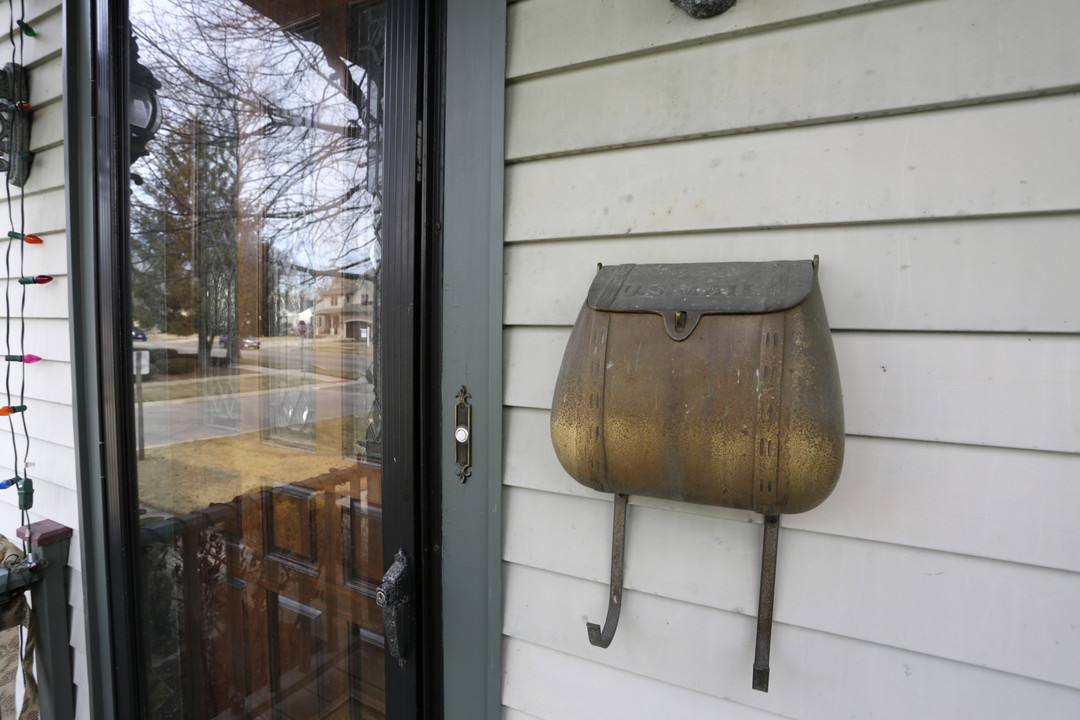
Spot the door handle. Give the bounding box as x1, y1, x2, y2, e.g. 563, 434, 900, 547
376, 548, 411, 663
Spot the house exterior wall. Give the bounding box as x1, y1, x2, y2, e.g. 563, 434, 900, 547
501, 1, 1080, 718
0, 0, 89, 715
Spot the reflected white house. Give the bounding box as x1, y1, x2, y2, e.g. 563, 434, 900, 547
314, 273, 375, 343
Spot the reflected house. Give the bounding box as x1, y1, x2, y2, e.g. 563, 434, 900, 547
314, 272, 375, 343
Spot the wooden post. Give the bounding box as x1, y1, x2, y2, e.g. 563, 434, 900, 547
17, 519, 74, 720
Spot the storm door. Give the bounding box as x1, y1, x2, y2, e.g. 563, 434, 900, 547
104, 0, 435, 717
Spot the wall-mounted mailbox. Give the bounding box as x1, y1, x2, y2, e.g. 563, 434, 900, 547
550, 258, 844, 692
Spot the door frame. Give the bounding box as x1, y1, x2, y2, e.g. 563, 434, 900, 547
439, 1, 505, 719
71, 0, 451, 716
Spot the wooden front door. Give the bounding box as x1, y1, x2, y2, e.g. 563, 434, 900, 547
139, 463, 389, 719
109, 0, 434, 716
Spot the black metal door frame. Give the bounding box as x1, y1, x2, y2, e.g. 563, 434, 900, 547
90, 0, 443, 716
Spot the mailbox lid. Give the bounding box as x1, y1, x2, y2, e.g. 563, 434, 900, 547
588, 260, 814, 315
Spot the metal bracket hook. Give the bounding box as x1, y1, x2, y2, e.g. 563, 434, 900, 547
752, 514, 781, 691
587, 493, 629, 648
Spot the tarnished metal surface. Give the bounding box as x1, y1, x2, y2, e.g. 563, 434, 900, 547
586, 493, 628, 649
454, 386, 472, 482
753, 515, 780, 692
551, 259, 844, 685
377, 548, 411, 664
552, 259, 844, 516
671, 0, 737, 20
588, 261, 813, 315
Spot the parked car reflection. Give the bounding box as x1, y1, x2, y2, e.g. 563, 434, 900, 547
219, 335, 261, 349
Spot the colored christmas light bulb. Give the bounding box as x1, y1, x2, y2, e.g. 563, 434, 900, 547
0, 477, 19, 490
17, 275, 52, 285
9, 101, 31, 112
6, 231, 42, 244
0, 405, 27, 416
4, 355, 40, 363
15, 20, 37, 37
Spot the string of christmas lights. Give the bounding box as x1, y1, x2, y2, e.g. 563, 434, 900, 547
0, 0, 38, 695
4, 0, 38, 542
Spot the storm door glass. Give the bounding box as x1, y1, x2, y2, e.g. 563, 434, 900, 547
126, 1, 389, 717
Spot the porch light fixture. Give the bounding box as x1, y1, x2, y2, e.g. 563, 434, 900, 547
129, 36, 161, 166
0, 62, 33, 186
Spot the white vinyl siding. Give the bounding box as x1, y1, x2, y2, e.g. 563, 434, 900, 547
501, 0, 1080, 718
0, 0, 87, 716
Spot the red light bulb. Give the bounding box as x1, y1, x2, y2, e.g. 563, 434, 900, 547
18, 275, 52, 285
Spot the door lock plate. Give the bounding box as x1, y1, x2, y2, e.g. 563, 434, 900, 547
454, 386, 471, 482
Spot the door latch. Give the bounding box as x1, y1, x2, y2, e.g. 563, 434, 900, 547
376, 549, 411, 664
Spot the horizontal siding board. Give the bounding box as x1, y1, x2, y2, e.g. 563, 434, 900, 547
503, 562, 1080, 720
503, 214, 1080, 333
0, 398, 73, 447
7, 188, 68, 235
18, 143, 66, 195
0, 6, 63, 69
73, 648, 88, 697
503, 637, 788, 720
508, 0, 1080, 159
0, 436, 77, 488
505, 93, 1080, 241
27, 54, 61, 108
504, 327, 1080, 452
507, 0, 915, 79
28, 100, 63, 152
67, 566, 83, 609
837, 332, 1079, 452
16, 318, 71, 362
0, 360, 71, 405
504, 486, 1080, 688
0, 477, 79, 529
504, 408, 1080, 573
0, 231, 72, 276
5, 274, 71, 318
0, 358, 72, 403
0, 317, 71, 362
67, 593, 85, 653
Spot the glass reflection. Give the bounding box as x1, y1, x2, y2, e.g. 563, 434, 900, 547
128, 0, 388, 717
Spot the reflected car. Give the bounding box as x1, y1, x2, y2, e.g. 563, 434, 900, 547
219, 335, 261, 349
132, 327, 147, 341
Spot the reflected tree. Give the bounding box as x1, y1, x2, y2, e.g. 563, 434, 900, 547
129, 0, 384, 368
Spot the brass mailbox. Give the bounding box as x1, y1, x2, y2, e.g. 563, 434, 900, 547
550, 258, 844, 691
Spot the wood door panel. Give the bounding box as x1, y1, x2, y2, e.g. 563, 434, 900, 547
141, 463, 385, 719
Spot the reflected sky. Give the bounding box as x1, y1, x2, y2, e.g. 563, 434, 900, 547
130, 0, 382, 286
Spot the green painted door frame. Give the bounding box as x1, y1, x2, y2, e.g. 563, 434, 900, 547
441, 1, 505, 718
